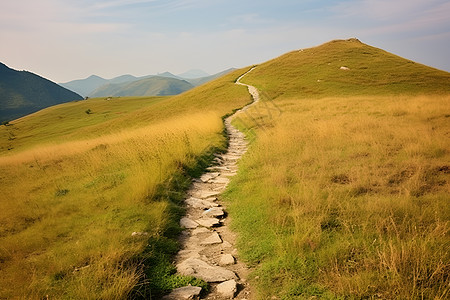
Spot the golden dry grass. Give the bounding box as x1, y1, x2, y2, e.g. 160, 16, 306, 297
226, 94, 450, 298
0, 113, 221, 297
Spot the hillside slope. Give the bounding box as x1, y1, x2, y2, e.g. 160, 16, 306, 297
245, 38, 450, 99
0, 63, 83, 122
89, 76, 194, 97
0, 68, 251, 298
226, 39, 450, 299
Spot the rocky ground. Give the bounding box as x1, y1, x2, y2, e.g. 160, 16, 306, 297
164, 69, 258, 300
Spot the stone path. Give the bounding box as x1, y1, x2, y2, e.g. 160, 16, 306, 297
164, 68, 258, 300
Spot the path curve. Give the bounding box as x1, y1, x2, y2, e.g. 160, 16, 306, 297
164, 68, 259, 300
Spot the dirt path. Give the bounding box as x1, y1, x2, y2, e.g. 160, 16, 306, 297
164, 68, 258, 300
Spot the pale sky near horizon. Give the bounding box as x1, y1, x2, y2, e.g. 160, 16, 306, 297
1, 0, 449, 83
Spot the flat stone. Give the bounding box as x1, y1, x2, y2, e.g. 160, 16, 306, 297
221, 241, 233, 249
180, 217, 198, 229
221, 172, 237, 177
219, 254, 235, 266
207, 166, 230, 171
185, 197, 219, 209
178, 250, 201, 260
177, 258, 237, 282
192, 227, 210, 235
196, 217, 220, 228
216, 279, 237, 298
195, 190, 221, 199
202, 207, 225, 218
199, 174, 213, 183
222, 153, 241, 159
163, 285, 202, 300
200, 232, 222, 245
210, 177, 230, 185
204, 196, 218, 202
200, 172, 220, 182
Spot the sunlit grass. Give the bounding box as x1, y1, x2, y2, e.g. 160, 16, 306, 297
0, 113, 219, 297
226, 94, 449, 298
225, 40, 449, 298
244, 38, 450, 100
0, 68, 251, 298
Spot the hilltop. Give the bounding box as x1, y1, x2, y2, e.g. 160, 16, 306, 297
0, 63, 83, 122
245, 38, 450, 99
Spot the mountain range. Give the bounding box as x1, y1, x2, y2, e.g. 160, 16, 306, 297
0, 63, 83, 122
60, 68, 235, 97
88, 76, 193, 97
0, 66, 235, 122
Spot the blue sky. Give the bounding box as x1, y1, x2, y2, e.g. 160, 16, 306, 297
1, 0, 449, 82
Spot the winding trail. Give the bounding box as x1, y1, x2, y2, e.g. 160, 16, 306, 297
164, 68, 258, 300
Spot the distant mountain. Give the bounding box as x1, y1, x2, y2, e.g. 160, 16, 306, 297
62, 68, 235, 98
89, 76, 194, 97
177, 69, 210, 79
109, 74, 138, 84
0, 62, 83, 122
156, 72, 180, 79
60, 75, 107, 97
186, 68, 236, 86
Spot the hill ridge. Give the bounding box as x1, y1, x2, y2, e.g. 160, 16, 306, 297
243, 38, 450, 99
0, 62, 83, 122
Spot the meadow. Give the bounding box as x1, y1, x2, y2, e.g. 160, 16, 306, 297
0, 69, 251, 298
224, 39, 450, 299
227, 94, 449, 299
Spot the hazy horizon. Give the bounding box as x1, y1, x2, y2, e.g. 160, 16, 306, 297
1, 0, 449, 83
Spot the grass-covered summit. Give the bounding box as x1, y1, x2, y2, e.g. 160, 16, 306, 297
245, 38, 450, 99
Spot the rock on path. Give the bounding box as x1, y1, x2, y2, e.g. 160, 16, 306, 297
171, 68, 258, 299
163, 286, 202, 300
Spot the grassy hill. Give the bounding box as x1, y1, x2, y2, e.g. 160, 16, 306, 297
0, 68, 251, 298
89, 76, 194, 97
1, 38, 449, 299
226, 39, 450, 299
244, 38, 450, 99
0, 62, 83, 122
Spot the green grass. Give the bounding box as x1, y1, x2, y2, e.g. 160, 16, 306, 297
225, 39, 450, 299
245, 38, 450, 100
0, 68, 251, 299
0, 96, 167, 153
